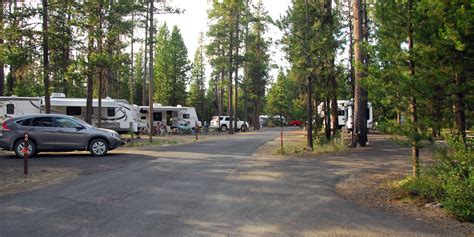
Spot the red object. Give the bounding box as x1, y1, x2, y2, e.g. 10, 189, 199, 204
2, 122, 10, 131
289, 120, 302, 126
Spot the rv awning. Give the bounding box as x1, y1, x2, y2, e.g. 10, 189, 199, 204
49, 98, 119, 108
138, 106, 186, 113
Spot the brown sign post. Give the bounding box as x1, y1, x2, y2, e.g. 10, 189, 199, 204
23, 132, 29, 175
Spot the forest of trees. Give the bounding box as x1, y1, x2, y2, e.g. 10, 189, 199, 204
0, 0, 471, 153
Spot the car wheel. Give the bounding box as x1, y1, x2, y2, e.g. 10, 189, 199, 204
241, 125, 248, 132
14, 140, 36, 159
220, 125, 227, 132
89, 139, 109, 157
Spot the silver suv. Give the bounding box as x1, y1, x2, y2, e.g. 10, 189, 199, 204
0, 114, 124, 158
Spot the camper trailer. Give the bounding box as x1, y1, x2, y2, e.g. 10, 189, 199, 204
178, 106, 201, 128
136, 104, 201, 132
317, 100, 350, 129
48, 94, 138, 133
317, 100, 373, 130
0, 96, 42, 122
0, 94, 138, 133
345, 101, 374, 131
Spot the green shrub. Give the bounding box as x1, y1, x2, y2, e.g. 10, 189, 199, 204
400, 136, 474, 221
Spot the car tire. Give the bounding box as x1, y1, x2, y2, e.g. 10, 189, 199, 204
220, 125, 227, 132
13, 139, 36, 159
241, 125, 248, 132
89, 139, 109, 157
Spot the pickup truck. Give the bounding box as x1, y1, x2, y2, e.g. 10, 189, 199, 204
210, 116, 249, 132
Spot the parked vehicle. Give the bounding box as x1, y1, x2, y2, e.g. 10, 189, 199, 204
210, 116, 249, 132
288, 120, 303, 127
0, 114, 124, 158
259, 115, 269, 127
0, 93, 139, 133
345, 101, 374, 131
136, 103, 201, 132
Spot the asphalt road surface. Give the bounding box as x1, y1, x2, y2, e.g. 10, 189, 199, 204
0, 128, 458, 236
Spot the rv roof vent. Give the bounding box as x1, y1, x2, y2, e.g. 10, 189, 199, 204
177, 104, 182, 108
105, 96, 112, 99
10, 95, 17, 97
153, 103, 162, 107
51, 93, 66, 98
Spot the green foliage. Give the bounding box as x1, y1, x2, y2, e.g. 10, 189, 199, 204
400, 136, 474, 221
154, 24, 189, 106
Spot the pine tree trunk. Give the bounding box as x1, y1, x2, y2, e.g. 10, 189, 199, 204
86, 28, 94, 124
233, 12, 239, 132
305, 0, 313, 151
351, 0, 367, 147
97, 0, 104, 128
43, 0, 50, 114
143, 8, 149, 106
0, 1, 4, 96
408, 0, 419, 177
454, 68, 466, 143
148, 0, 154, 143
130, 13, 135, 105
228, 17, 234, 134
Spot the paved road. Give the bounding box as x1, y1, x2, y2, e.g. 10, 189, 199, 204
0, 129, 457, 236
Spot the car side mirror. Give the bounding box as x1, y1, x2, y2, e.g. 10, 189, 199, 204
75, 125, 85, 130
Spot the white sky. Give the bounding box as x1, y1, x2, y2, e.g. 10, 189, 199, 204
149, 0, 292, 83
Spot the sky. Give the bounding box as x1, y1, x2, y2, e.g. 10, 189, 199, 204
147, 0, 292, 83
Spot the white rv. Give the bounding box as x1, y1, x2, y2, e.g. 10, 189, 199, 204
317, 100, 373, 130
178, 106, 201, 128
317, 100, 350, 129
345, 101, 373, 131
136, 104, 201, 130
0, 94, 138, 133
0, 96, 42, 122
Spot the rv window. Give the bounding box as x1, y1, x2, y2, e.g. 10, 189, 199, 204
338, 109, 345, 116
366, 108, 370, 121
108, 107, 115, 117
32, 117, 53, 127
183, 114, 190, 119
6, 104, 14, 114
66, 107, 81, 115
153, 112, 162, 121
225, 117, 230, 121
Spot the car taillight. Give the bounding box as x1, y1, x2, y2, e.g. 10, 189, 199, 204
2, 122, 11, 131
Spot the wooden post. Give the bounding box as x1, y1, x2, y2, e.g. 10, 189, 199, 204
23, 132, 29, 175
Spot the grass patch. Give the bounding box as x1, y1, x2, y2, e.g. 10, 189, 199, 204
273, 136, 348, 155
396, 136, 474, 222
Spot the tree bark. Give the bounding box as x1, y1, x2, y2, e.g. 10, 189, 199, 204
0, 1, 4, 96
143, 8, 149, 106
148, 0, 154, 143
233, 11, 240, 132
97, 0, 104, 128
408, 0, 419, 177
228, 12, 234, 134
351, 0, 367, 147
130, 13, 134, 105
42, 0, 50, 114
86, 29, 94, 124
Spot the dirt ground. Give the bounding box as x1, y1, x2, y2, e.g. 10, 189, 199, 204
259, 129, 474, 236
0, 130, 255, 197
0, 167, 80, 197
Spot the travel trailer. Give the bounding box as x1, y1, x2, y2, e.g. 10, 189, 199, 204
317, 100, 351, 129
345, 101, 373, 131
0, 96, 42, 122
0, 93, 139, 133
136, 104, 201, 131
317, 100, 373, 130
